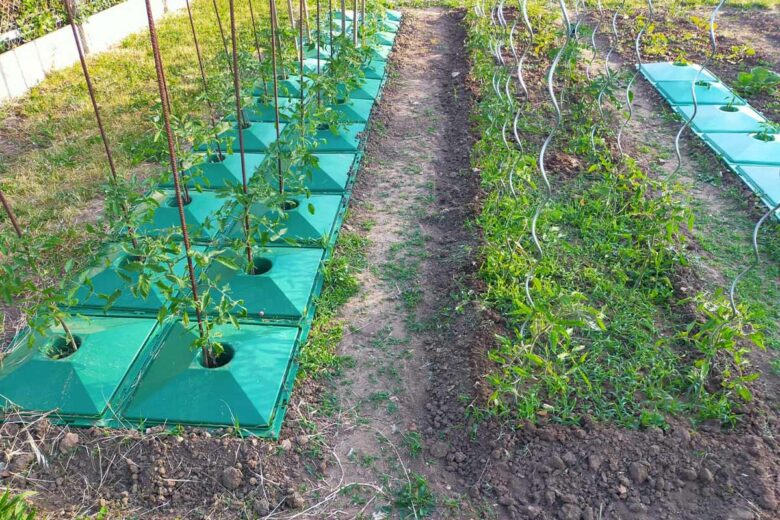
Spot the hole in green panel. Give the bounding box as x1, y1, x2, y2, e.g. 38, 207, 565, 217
44, 335, 82, 360
719, 105, 739, 112
198, 344, 235, 368
754, 133, 776, 143
695, 80, 711, 87
282, 199, 300, 211
166, 195, 192, 207
250, 257, 273, 275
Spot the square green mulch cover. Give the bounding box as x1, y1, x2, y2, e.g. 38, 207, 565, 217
338, 79, 382, 100
673, 104, 767, 134
71, 244, 205, 314
289, 123, 364, 152
362, 59, 387, 80
734, 165, 780, 212
262, 153, 357, 193
225, 193, 344, 246
329, 97, 375, 122
215, 122, 285, 153
134, 190, 226, 243
201, 246, 325, 320
0, 317, 158, 418
159, 152, 266, 190
244, 96, 302, 123
640, 62, 717, 83
653, 80, 746, 106
121, 321, 299, 431
703, 133, 780, 166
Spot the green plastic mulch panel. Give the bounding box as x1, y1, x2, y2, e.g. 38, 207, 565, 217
703, 133, 780, 166
329, 98, 374, 123
380, 19, 400, 33
338, 79, 382, 100
226, 193, 344, 246
135, 190, 225, 243
734, 165, 780, 210
262, 153, 356, 193
254, 76, 312, 98
639, 62, 717, 83
202, 247, 324, 320
370, 45, 392, 62
301, 58, 322, 74
673, 104, 767, 134
305, 43, 333, 60
0, 317, 157, 418
385, 9, 401, 21
160, 153, 265, 190
122, 322, 299, 429
362, 59, 387, 80
653, 80, 746, 106
376, 31, 396, 45
72, 244, 204, 314
310, 123, 365, 151
331, 9, 355, 20
244, 97, 301, 123
216, 122, 284, 153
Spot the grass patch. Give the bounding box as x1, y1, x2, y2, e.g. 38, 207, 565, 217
0, 0, 290, 271
299, 230, 369, 378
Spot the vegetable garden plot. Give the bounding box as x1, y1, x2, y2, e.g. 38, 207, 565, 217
0, 4, 401, 438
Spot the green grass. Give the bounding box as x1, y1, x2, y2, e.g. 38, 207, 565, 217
0, 0, 293, 269
299, 230, 369, 377
465, 2, 770, 428
0, 490, 36, 520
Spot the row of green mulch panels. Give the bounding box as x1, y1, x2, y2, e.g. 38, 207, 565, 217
0, 9, 401, 438
640, 61, 779, 216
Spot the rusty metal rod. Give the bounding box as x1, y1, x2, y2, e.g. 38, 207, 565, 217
62, 0, 139, 249
144, 0, 210, 365
228, 0, 254, 267
269, 0, 284, 194
247, 0, 269, 96
185, 0, 224, 160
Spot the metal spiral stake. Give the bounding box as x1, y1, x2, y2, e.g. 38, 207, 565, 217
143, 0, 210, 366
572, 0, 583, 39
617, 0, 652, 157
62, 0, 140, 249
670, 0, 726, 181
593, 0, 624, 151
729, 196, 780, 315
523, 0, 571, 334
509, 0, 536, 198
585, 0, 603, 82
587, 0, 605, 154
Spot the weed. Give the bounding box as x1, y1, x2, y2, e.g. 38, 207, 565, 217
0, 490, 36, 520
465, 4, 766, 428
402, 431, 423, 458
734, 66, 780, 96
393, 473, 436, 518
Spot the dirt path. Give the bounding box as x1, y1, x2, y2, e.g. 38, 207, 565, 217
310, 8, 485, 517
